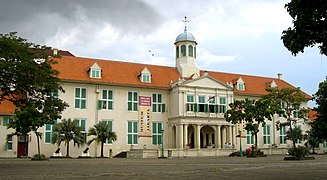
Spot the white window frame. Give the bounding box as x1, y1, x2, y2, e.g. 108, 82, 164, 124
6, 134, 13, 150
127, 121, 138, 145
141, 73, 151, 83
75, 87, 87, 109
263, 125, 271, 145
100, 89, 113, 110
219, 97, 227, 113
198, 95, 206, 112
237, 83, 244, 90
186, 95, 195, 112
90, 69, 101, 78
152, 93, 163, 112
246, 130, 254, 145
127, 91, 138, 111
279, 126, 287, 144
152, 122, 163, 145
44, 124, 54, 144
101, 120, 114, 144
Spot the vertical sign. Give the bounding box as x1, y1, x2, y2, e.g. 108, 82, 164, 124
138, 96, 152, 137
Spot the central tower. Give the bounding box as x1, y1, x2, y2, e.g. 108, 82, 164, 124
175, 17, 199, 78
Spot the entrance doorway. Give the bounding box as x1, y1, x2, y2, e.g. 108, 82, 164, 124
17, 135, 28, 158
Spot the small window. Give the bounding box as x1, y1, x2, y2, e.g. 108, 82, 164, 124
176, 46, 179, 58
6, 135, 13, 150
3, 117, 9, 126
90, 69, 101, 78
279, 126, 287, 144
188, 45, 193, 57
181, 45, 186, 57
263, 125, 271, 144
142, 74, 151, 83
237, 83, 245, 90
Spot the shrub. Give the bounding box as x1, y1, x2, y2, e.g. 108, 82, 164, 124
288, 146, 309, 158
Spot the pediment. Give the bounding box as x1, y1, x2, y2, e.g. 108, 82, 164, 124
182, 75, 232, 90
90, 62, 101, 70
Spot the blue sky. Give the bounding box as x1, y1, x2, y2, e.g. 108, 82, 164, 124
0, 0, 326, 107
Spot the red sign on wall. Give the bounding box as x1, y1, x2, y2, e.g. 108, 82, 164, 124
139, 96, 151, 106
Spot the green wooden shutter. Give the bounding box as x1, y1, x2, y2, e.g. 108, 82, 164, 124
98, 100, 102, 110
162, 104, 166, 112
204, 104, 209, 112
194, 103, 198, 112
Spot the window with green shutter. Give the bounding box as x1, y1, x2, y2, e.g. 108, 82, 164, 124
219, 97, 226, 113
99, 90, 113, 110
152, 122, 163, 145
127, 121, 138, 144
101, 120, 113, 144
128, 92, 138, 111
246, 130, 254, 144
152, 93, 165, 112
75, 87, 87, 109
74, 119, 87, 142
186, 95, 195, 112
279, 126, 287, 144
3, 117, 9, 126
263, 125, 271, 144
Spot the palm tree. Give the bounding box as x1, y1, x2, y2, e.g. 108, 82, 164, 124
52, 118, 85, 157
87, 121, 117, 158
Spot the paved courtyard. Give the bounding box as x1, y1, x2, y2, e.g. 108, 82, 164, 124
0, 155, 326, 179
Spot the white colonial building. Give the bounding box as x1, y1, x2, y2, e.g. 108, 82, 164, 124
0, 24, 320, 158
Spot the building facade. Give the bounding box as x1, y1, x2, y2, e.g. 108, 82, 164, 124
0, 26, 318, 158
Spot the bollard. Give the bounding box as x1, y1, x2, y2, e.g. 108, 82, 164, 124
109, 149, 113, 158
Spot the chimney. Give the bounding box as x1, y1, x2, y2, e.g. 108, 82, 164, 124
53, 48, 58, 56
277, 73, 282, 80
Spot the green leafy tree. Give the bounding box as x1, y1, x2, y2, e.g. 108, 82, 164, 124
2, 32, 68, 159
304, 128, 322, 154
87, 121, 117, 158
52, 119, 85, 157
226, 98, 275, 150
281, 0, 327, 56
311, 78, 327, 141
264, 87, 308, 148
0, 32, 63, 107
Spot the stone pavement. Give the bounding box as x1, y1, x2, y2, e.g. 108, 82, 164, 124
0, 155, 326, 179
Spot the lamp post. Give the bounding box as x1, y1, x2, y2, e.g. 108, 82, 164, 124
161, 129, 165, 158
239, 130, 242, 157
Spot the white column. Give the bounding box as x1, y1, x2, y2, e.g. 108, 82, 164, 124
229, 126, 233, 145
216, 125, 221, 149
232, 126, 236, 147
183, 124, 188, 149
176, 124, 183, 149
196, 124, 201, 149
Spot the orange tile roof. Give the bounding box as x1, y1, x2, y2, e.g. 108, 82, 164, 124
53, 56, 311, 99
0, 100, 15, 115
53, 56, 181, 89
308, 107, 317, 122
203, 70, 312, 99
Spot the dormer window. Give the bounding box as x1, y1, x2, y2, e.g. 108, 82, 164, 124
91, 69, 101, 78
237, 83, 244, 90
270, 80, 277, 88
142, 74, 151, 83
89, 63, 102, 79
236, 77, 245, 90
140, 67, 151, 83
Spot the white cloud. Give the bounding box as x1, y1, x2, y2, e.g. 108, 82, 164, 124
197, 48, 236, 67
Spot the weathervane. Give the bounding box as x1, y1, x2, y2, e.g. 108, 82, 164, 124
182, 16, 189, 32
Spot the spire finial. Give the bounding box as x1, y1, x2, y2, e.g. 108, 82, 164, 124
182, 16, 189, 32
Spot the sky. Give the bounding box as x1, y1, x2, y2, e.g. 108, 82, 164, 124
0, 0, 326, 107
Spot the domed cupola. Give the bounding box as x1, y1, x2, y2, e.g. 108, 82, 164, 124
175, 17, 199, 78
175, 28, 196, 43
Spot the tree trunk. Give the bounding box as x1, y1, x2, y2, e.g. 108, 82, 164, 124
101, 141, 104, 158
35, 130, 41, 159
254, 133, 258, 151
66, 140, 70, 157
289, 125, 296, 148
312, 146, 316, 154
